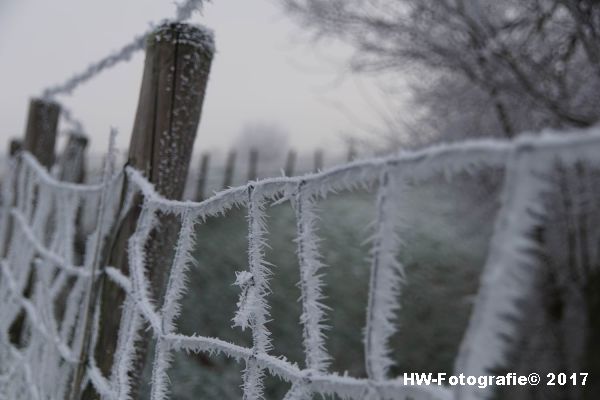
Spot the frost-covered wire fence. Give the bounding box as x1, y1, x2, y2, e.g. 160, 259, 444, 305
1, 126, 599, 399
0, 139, 122, 400
187, 148, 335, 201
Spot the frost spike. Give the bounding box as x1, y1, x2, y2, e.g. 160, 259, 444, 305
234, 186, 272, 400
364, 169, 405, 382
455, 146, 549, 400
294, 181, 330, 372
151, 209, 198, 400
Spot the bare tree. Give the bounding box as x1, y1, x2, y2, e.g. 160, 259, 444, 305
282, 0, 600, 144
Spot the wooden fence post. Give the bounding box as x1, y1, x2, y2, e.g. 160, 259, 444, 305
58, 131, 88, 183
77, 22, 214, 400
223, 150, 236, 188
23, 98, 61, 168
347, 140, 357, 162
9, 139, 23, 157
195, 152, 210, 200
284, 149, 296, 177
6, 99, 60, 345
314, 149, 324, 172
248, 148, 258, 181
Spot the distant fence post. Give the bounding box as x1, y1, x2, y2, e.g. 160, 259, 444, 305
248, 148, 258, 181
284, 149, 296, 176
77, 22, 214, 400
58, 131, 88, 183
314, 149, 324, 172
23, 98, 61, 168
347, 140, 357, 162
9, 139, 23, 157
195, 152, 210, 200
223, 150, 236, 188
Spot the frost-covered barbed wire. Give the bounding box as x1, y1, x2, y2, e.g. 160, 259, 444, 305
60, 105, 86, 135
41, 0, 207, 100
41, 34, 147, 100
2, 127, 600, 399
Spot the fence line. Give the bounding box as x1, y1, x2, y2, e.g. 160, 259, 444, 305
0, 143, 122, 400
187, 147, 333, 201
1, 125, 599, 399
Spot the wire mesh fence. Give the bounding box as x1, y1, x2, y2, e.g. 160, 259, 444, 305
0, 128, 599, 399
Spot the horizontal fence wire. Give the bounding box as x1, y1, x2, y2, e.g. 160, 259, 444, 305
0, 127, 599, 399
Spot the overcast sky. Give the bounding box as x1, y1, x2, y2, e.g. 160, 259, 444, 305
0, 0, 384, 160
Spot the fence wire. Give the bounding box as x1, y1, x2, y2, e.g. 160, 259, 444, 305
41, 0, 207, 100
0, 138, 122, 400
0, 128, 599, 399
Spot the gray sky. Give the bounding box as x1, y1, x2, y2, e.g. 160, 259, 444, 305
0, 0, 384, 159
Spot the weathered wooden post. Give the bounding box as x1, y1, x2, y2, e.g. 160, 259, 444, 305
58, 131, 88, 183
314, 149, 324, 172
76, 22, 214, 400
223, 150, 236, 188
0, 138, 22, 253
248, 147, 258, 181
9, 139, 23, 157
284, 149, 296, 177
7, 99, 60, 345
195, 152, 210, 200
23, 98, 61, 168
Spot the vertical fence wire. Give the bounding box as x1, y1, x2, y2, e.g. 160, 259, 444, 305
364, 168, 405, 392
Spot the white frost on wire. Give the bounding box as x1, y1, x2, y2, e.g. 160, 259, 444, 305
42, 33, 147, 99
453, 147, 550, 400
0, 135, 121, 399
151, 209, 198, 400
294, 182, 330, 372
364, 169, 406, 383
41, 0, 207, 99
280, 182, 331, 400
234, 186, 273, 400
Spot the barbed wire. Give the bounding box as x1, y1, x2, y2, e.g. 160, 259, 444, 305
41, 0, 207, 100
59, 105, 86, 134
